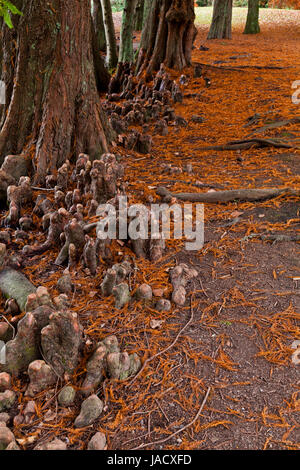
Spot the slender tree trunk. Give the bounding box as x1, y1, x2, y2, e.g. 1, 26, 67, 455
0, 1, 22, 127
134, 0, 145, 31
92, 0, 106, 51
207, 0, 233, 40
0, 0, 113, 183
119, 0, 138, 65
100, 0, 118, 69
91, 0, 111, 92
244, 0, 260, 34
136, 0, 196, 77
143, 0, 151, 26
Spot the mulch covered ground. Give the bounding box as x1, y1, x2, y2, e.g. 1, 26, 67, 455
1, 11, 300, 450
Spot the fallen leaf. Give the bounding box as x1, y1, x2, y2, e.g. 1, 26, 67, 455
150, 319, 164, 329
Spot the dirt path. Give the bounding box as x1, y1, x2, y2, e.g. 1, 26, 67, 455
106, 16, 300, 451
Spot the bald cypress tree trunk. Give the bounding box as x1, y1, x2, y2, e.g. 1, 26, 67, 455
207, 0, 233, 40
134, 0, 145, 31
92, 0, 106, 52
0, 0, 113, 183
244, 0, 260, 34
100, 0, 118, 69
119, 0, 138, 65
136, 0, 196, 77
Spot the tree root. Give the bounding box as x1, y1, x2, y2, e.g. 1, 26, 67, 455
156, 186, 299, 203
195, 137, 299, 151
241, 233, 300, 243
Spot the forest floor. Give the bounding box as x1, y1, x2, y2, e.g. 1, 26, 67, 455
1, 12, 299, 451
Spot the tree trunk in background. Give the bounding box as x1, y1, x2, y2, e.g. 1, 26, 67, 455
92, 0, 106, 51
91, 0, 111, 92
134, 0, 145, 31
100, 0, 118, 69
0, 1, 22, 127
143, 0, 151, 25
119, 0, 138, 65
207, 0, 233, 40
0, 0, 113, 183
244, 0, 260, 34
136, 0, 196, 77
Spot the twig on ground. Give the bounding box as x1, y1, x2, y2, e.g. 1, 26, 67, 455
130, 386, 212, 450
126, 299, 195, 387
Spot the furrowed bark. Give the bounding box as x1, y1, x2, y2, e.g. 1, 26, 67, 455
134, 0, 145, 31
244, 0, 260, 35
92, 0, 106, 51
207, 0, 233, 40
0, 0, 112, 183
101, 0, 118, 69
119, 0, 138, 65
136, 0, 196, 77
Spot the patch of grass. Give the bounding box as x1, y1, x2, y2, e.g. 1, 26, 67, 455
195, 6, 300, 27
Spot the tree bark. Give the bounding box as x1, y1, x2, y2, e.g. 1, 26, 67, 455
91, 1, 111, 92
207, 0, 233, 40
100, 0, 118, 69
134, 0, 145, 31
92, 0, 106, 51
136, 0, 196, 77
119, 0, 138, 65
0, 0, 113, 184
244, 0, 260, 34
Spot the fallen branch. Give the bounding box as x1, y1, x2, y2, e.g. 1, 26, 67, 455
131, 386, 211, 450
247, 117, 300, 136
196, 137, 299, 151
126, 298, 195, 387
194, 62, 288, 72
156, 186, 299, 203
240, 233, 300, 243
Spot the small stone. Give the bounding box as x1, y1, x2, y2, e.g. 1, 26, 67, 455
0, 413, 10, 425
135, 284, 152, 301
155, 299, 171, 312
57, 274, 73, 295
25, 360, 57, 397
34, 438, 67, 451
74, 394, 103, 428
0, 373, 12, 392
0, 390, 16, 412
0, 425, 15, 450
87, 432, 107, 450
58, 386, 76, 407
